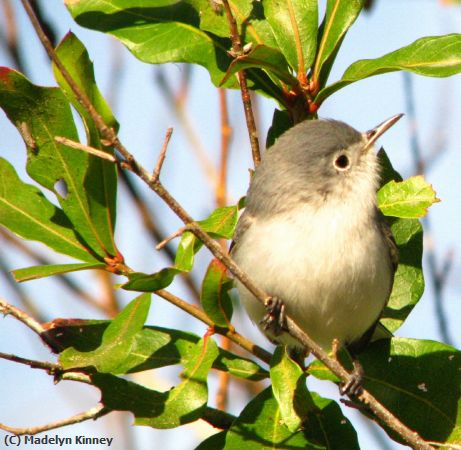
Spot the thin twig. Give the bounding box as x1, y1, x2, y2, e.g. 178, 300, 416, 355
220, 0, 261, 167
0, 351, 59, 372
55, 136, 117, 162
155, 68, 220, 190
155, 226, 187, 251
217, 89, 232, 208
154, 289, 272, 365
21, 4, 434, 447
0, 298, 44, 336
153, 127, 173, 181
1, 0, 24, 73
0, 404, 108, 436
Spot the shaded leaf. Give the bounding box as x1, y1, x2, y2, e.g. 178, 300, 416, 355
54, 32, 119, 256
0, 67, 107, 258
200, 259, 233, 327
317, 33, 461, 103
314, 0, 365, 87
60, 293, 151, 373
264, 0, 318, 72
0, 158, 96, 263
195, 431, 227, 450
12, 262, 105, 282
44, 319, 268, 380
224, 386, 359, 449
378, 175, 440, 219
356, 339, 460, 446
137, 337, 219, 429
266, 109, 294, 148
220, 44, 297, 88
270, 346, 311, 432
378, 150, 424, 332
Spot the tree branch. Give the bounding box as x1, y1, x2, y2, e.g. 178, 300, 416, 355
0, 404, 108, 436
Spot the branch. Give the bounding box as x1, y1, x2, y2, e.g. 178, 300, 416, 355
20, 4, 434, 448
220, 0, 261, 167
0, 298, 44, 336
154, 289, 272, 365
153, 127, 173, 181
0, 351, 59, 373
0, 404, 108, 436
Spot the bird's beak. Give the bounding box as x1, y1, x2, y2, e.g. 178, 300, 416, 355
362, 113, 404, 153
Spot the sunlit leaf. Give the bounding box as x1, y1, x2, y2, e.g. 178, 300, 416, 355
0, 158, 96, 263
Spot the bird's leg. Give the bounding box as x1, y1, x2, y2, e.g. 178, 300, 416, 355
260, 296, 288, 336
340, 358, 364, 396
332, 339, 365, 397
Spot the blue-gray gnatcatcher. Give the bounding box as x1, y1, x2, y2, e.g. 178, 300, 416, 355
231, 115, 402, 355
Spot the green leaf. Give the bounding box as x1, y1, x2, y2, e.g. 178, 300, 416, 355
317, 34, 461, 104
266, 109, 294, 148
0, 158, 96, 263
44, 319, 268, 380
264, 0, 318, 72
313, 0, 365, 87
358, 338, 461, 446
137, 337, 219, 429
383, 218, 424, 332
220, 44, 297, 88
195, 431, 227, 450
378, 175, 440, 219
60, 293, 151, 373
224, 387, 359, 449
0, 67, 107, 259
122, 268, 181, 292
54, 32, 119, 256
199, 206, 238, 239
270, 346, 311, 432
12, 262, 105, 282
200, 259, 233, 327
66, 1, 232, 88
174, 231, 202, 272
377, 150, 424, 332
123, 206, 238, 292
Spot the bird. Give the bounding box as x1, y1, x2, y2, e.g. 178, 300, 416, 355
231, 115, 401, 363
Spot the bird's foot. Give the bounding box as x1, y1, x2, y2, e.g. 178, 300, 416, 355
260, 296, 287, 336
340, 358, 364, 397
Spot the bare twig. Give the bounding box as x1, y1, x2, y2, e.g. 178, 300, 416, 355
0, 298, 44, 336
220, 0, 261, 167
0, 351, 59, 372
154, 289, 271, 365
20, 4, 434, 447
153, 127, 173, 181
0, 404, 108, 436
55, 136, 117, 162
155, 67, 220, 190
155, 226, 187, 251
1, 0, 24, 72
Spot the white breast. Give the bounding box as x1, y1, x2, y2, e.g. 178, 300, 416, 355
233, 200, 392, 350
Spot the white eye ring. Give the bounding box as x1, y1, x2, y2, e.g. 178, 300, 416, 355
334, 153, 350, 171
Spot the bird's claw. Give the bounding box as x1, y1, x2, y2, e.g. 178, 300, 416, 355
260, 296, 287, 336
340, 358, 364, 397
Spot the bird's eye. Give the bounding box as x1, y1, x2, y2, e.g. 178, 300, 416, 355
334, 153, 350, 171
